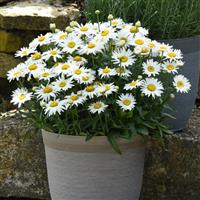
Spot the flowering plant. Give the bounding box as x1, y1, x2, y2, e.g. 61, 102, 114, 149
7, 14, 191, 152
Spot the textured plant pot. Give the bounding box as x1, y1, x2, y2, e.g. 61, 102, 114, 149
161, 36, 200, 131
42, 130, 145, 200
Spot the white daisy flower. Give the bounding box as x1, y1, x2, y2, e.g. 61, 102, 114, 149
29, 52, 43, 62
135, 27, 149, 37
157, 43, 172, 53
45, 99, 65, 116
35, 85, 57, 101
60, 34, 82, 53
164, 49, 183, 61
25, 62, 45, 78
53, 31, 68, 44
29, 33, 52, 48
98, 26, 116, 43
173, 75, 191, 93
112, 48, 135, 67
111, 18, 124, 27
68, 55, 87, 66
98, 83, 118, 97
15, 47, 35, 58
38, 68, 55, 81
82, 84, 98, 99
79, 40, 104, 55
98, 66, 116, 78
115, 29, 134, 47
74, 23, 95, 36
162, 61, 178, 74
52, 77, 74, 91
115, 67, 132, 77
70, 66, 90, 81
7, 64, 26, 81
65, 92, 86, 107
54, 62, 74, 76
117, 93, 136, 111
11, 88, 32, 108
78, 72, 96, 85
142, 59, 161, 77
42, 48, 62, 62
141, 78, 164, 98
124, 80, 143, 90
132, 36, 148, 47
88, 101, 108, 114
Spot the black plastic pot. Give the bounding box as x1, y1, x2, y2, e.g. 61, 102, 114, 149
162, 36, 200, 132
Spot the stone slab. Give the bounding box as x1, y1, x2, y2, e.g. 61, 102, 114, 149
140, 107, 200, 200
0, 114, 50, 199
0, 53, 22, 78
0, 1, 80, 31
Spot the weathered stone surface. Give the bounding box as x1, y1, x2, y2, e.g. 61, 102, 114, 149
140, 107, 200, 200
0, 53, 22, 78
0, 30, 36, 53
0, 115, 50, 199
0, 1, 80, 31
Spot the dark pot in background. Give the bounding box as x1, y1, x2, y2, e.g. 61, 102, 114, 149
162, 36, 200, 132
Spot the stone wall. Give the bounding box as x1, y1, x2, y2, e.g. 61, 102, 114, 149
0, 0, 80, 78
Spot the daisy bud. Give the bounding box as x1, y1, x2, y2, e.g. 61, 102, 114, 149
65, 26, 73, 33
138, 75, 143, 80
95, 10, 100, 15
70, 21, 78, 27
32, 87, 37, 91
135, 20, 141, 27
77, 91, 83, 96
67, 99, 73, 104
134, 46, 142, 54
50, 23, 56, 31
170, 94, 175, 99
177, 61, 184, 67
141, 93, 144, 97
108, 14, 114, 20
40, 101, 46, 107
55, 28, 60, 33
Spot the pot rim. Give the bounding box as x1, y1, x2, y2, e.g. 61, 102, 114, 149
42, 129, 145, 153
159, 35, 200, 42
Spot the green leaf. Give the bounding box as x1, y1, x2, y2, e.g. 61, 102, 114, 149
107, 134, 122, 155
137, 126, 149, 136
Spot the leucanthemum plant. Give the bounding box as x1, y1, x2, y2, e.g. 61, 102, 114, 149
7, 12, 191, 153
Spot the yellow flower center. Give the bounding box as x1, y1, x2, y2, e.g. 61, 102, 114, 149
101, 30, 109, 36
102, 67, 111, 74
116, 67, 125, 73
68, 41, 76, 48
105, 85, 110, 91
177, 81, 184, 88
14, 71, 21, 77
135, 39, 144, 45
142, 47, 149, 54
18, 94, 26, 100
119, 55, 128, 63
28, 64, 38, 71
50, 101, 58, 107
168, 52, 177, 58
82, 76, 89, 81
166, 64, 175, 71
147, 66, 155, 72
87, 43, 96, 49
112, 20, 118, 26
38, 36, 45, 42
50, 50, 57, 55
59, 81, 66, 88
123, 99, 131, 106
22, 50, 28, 55
31, 52, 41, 60
130, 26, 138, 33
73, 55, 82, 62
42, 72, 49, 77
80, 26, 88, 32
94, 102, 102, 109
74, 69, 82, 75
147, 84, 156, 92
70, 95, 78, 101
148, 42, 155, 48
61, 64, 70, 70
59, 33, 67, 40
130, 81, 137, 87
43, 86, 53, 93
159, 45, 167, 51
86, 85, 95, 92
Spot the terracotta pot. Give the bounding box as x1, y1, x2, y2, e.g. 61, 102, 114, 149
42, 129, 145, 200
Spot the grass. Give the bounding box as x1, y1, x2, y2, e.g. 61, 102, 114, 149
84, 0, 200, 39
